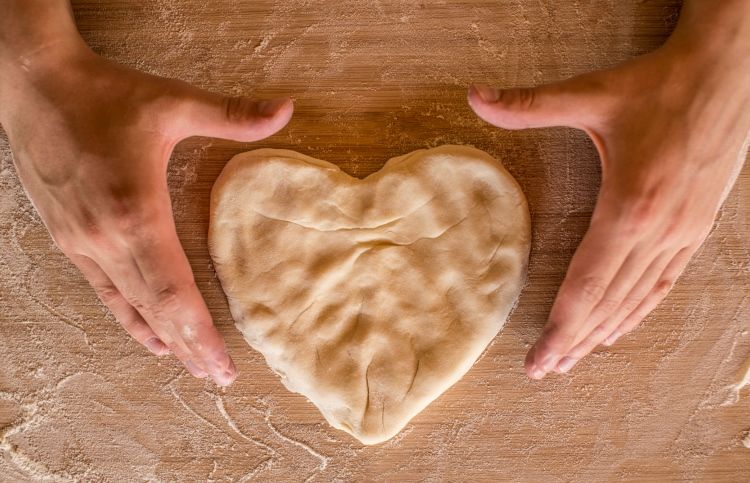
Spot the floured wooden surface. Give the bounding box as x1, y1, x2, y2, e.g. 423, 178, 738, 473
1, 0, 748, 480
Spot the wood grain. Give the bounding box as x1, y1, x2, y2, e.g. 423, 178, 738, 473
1, 1, 748, 481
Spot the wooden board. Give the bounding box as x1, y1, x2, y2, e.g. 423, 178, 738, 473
1, 1, 749, 481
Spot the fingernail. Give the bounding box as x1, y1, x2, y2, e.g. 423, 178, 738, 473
145, 337, 168, 356
213, 370, 236, 387
471, 84, 500, 103
557, 357, 578, 373
257, 98, 289, 117
211, 353, 237, 386
530, 367, 546, 380
604, 332, 621, 346
185, 360, 208, 378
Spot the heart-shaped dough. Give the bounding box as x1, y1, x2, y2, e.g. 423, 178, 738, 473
209, 145, 530, 445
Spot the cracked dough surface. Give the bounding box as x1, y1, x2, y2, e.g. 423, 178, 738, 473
208, 145, 531, 444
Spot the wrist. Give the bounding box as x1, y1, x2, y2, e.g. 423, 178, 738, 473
665, 0, 750, 71
0, 1, 92, 109
0, 0, 88, 73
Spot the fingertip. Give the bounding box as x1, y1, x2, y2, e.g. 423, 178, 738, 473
207, 353, 237, 387
183, 92, 294, 142
246, 97, 294, 141
529, 366, 546, 380
256, 97, 294, 118
532, 337, 558, 369
557, 356, 578, 373
214, 366, 237, 387
524, 345, 537, 370
538, 317, 579, 357
185, 360, 208, 378
145, 337, 170, 356
467, 85, 501, 126
524, 348, 547, 379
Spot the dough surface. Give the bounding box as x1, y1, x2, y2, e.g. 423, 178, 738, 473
209, 145, 531, 444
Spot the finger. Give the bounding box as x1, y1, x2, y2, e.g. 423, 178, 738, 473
599, 248, 677, 347
170, 81, 294, 142
525, 218, 635, 379
467, 74, 605, 130
82, 241, 198, 359
117, 214, 237, 387
70, 253, 169, 356
607, 246, 694, 344
571, 245, 656, 340
100, 244, 232, 384
168, 339, 209, 379
555, 249, 676, 373
75, 247, 211, 378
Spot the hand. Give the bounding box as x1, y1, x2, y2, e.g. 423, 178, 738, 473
0, 35, 293, 385
468, 3, 750, 379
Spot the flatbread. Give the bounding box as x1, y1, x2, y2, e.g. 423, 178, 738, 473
208, 145, 531, 444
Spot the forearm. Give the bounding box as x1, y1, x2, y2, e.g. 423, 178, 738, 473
0, 0, 86, 69
667, 0, 750, 67
0, 0, 92, 116
652, 0, 750, 147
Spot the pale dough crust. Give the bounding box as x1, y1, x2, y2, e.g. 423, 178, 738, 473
209, 145, 531, 444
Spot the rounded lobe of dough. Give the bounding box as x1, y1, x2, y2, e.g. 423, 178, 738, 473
209, 145, 531, 445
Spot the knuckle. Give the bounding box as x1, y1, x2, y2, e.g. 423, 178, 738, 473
655, 210, 699, 249
617, 187, 661, 234
594, 297, 620, 315
125, 293, 149, 313
150, 280, 200, 317
516, 88, 536, 111
575, 276, 608, 304
128, 281, 197, 321
107, 202, 142, 235
73, 207, 107, 244
658, 221, 685, 248
589, 324, 610, 340
110, 205, 140, 233
623, 204, 654, 233
92, 283, 121, 305
620, 296, 642, 314
80, 222, 106, 245
653, 277, 675, 297
152, 283, 186, 313
102, 192, 159, 239
224, 96, 251, 122
109, 203, 147, 235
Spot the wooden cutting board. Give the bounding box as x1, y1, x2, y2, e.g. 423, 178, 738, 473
1, 1, 748, 480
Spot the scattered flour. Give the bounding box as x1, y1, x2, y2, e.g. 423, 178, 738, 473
4, 0, 749, 481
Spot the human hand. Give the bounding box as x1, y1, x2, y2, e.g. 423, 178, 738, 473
468, 2, 750, 379
0, 31, 293, 385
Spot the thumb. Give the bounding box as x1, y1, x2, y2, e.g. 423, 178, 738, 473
176, 86, 294, 142
468, 76, 602, 131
